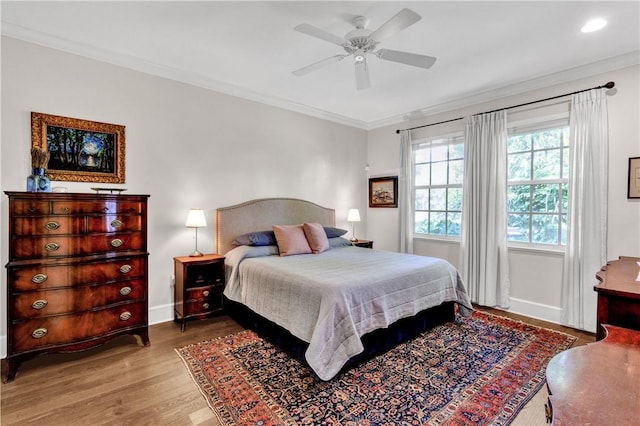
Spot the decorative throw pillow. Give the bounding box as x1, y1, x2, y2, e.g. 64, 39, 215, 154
303, 222, 330, 254
328, 237, 354, 248
232, 230, 277, 246
272, 224, 312, 256
323, 226, 349, 238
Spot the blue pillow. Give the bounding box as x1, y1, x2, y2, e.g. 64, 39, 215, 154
328, 237, 353, 248
232, 230, 277, 246
324, 227, 348, 238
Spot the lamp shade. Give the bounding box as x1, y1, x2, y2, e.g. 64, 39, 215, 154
185, 209, 207, 228
347, 208, 361, 222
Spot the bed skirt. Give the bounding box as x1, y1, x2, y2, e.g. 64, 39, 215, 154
223, 297, 456, 376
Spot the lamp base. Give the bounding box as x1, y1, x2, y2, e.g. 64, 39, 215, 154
189, 250, 204, 257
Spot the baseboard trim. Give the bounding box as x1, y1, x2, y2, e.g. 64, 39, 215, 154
149, 303, 174, 325
496, 297, 562, 325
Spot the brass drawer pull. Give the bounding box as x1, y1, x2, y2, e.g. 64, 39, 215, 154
103, 207, 110, 213
202, 303, 210, 310
45, 242, 60, 252
32, 273, 48, 284
119, 264, 132, 274
119, 286, 132, 296
119, 311, 132, 321
111, 219, 123, 228
110, 239, 123, 248
31, 299, 48, 310
202, 290, 210, 297
32, 328, 48, 339
44, 221, 60, 230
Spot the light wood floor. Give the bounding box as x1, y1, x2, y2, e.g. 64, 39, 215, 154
1, 308, 594, 426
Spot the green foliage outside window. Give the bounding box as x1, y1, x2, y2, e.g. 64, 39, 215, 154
414, 138, 464, 236
413, 125, 569, 247
507, 127, 569, 245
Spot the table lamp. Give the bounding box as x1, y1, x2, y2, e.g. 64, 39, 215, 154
185, 208, 206, 257
347, 208, 361, 242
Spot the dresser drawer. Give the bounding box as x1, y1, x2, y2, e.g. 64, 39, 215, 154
12, 279, 146, 320
186, 285, 223, 300
11, 302, 146, 354
184, 294, 223, 315
9, 256, 146, 291
11, 233, 145, 260
11, 199, 144, 215
86, 215, 144, 233
11, 216, 81, 236
11, 215, 143, 236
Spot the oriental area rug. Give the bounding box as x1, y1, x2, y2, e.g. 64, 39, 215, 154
176, 311, 576, 426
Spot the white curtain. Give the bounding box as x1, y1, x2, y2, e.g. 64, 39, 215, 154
561, 89, 608, 332
399, 130, 414, 253
460, 111, 511, 308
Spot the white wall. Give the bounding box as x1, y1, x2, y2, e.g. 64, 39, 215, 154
0, 37, 368, 356
367, 65, 640, 324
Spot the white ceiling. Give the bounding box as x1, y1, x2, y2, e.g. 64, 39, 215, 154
2, 1, 639, 129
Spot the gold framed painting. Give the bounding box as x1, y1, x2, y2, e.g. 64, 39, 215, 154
31, 112, 125, 183
628, 157, 640, 199
369, 176, 398, 208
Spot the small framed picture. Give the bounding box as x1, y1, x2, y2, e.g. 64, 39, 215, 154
369, 176, 398, 208
628, 157, 640, 199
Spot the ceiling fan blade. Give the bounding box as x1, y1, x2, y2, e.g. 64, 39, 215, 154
369, 8, 421, 42
292, 55, 346, 76
294, 23, 347, 46
377, 49, 436, 69
354, 60, 371, 90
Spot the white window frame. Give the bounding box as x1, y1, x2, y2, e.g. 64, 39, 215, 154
412, 132, 464, 240
506, 114, 570, 252
409, 113, 570, 252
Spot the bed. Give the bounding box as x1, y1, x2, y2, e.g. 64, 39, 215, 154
216, 198, 473, 380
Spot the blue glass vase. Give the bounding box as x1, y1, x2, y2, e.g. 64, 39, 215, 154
26, 168, 51, 192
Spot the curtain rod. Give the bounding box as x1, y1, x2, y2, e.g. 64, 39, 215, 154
395, 81, 615, 134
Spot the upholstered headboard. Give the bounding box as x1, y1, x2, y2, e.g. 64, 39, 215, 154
215, 198, 335, 255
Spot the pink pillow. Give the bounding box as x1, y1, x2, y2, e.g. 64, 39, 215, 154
303, 222, 330, 254
272, 224, 312, 256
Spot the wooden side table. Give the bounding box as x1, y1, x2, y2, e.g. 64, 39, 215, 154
174, 253, 225, 331
545, 325, 640, 425
594, 256, 640, 340
352, 239, 373, 249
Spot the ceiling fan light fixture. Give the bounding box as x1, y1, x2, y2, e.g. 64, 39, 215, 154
354, 51, 366, 62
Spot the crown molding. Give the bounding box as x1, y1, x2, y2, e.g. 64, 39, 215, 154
369, 50, 640, 130
1, 23, 370, 130
3, 22, 637, 132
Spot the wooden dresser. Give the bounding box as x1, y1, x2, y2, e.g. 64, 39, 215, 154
594, 256, 640, 340
3, 191, 150, 382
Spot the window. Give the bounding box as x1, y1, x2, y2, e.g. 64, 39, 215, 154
507, 124, 569, 246
413, 135, 464, 237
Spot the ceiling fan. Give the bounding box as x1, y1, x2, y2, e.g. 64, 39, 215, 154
292, 8, 436, 90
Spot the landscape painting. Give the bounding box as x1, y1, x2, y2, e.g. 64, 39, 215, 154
31, 112, 125, 183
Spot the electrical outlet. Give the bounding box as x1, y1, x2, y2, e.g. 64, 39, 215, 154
170, 274, 175, 288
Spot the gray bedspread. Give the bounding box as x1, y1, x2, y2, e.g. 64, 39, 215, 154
224, 245, 473, 380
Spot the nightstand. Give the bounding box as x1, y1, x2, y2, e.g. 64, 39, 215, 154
174, 253, 225, 331
352, 239, 374, 249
